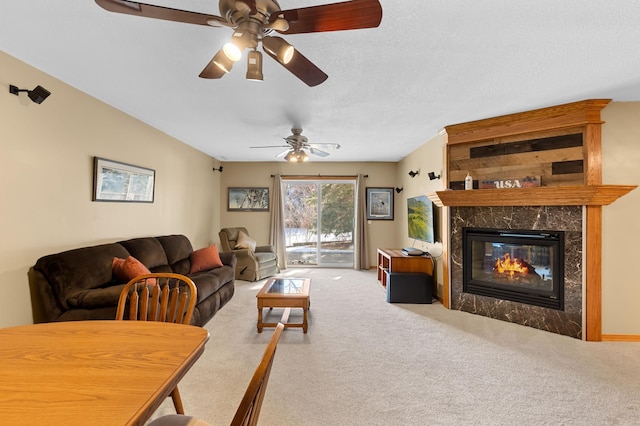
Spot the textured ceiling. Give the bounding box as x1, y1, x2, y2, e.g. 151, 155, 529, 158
3, 1, 640, 162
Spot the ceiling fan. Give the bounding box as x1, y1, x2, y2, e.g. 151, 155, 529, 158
95, 0, 383, 87
251, 128, 340, 162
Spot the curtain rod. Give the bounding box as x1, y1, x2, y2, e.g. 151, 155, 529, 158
270, 174, 367, 178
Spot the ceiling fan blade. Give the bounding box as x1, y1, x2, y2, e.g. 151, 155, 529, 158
276, 149, 291, 158
95, 0, 228, 27
309, 143, 341, 150
309, 147, 330, 157
271, 0, 382, 35
262, 40, 328, 87
199, 51, 228, 79
249, 145, 290, 148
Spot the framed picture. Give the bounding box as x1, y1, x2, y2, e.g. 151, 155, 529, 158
93, 157, 155, 203
228, 187, 270, 211
366, 187, 394, 220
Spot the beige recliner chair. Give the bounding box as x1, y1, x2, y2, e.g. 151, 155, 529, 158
219, 227, 279, 282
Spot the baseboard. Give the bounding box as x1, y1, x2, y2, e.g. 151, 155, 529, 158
601, 334, 640, 342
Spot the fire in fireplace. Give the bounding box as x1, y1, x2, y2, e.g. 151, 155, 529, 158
463, 227, 564, 310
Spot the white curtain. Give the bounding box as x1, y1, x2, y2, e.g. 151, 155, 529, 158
354, 174, 370, 270
269, 174, 287, 270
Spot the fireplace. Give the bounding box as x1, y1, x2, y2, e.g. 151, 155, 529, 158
463, 227, 564, 310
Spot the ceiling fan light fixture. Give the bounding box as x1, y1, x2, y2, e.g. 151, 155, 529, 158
284, 150, 309, 162
280, 45, 294, 64
222, 42, 243, 62
212, 50, 234, 73
246, 50, 263, 81
262, 36, 295, 65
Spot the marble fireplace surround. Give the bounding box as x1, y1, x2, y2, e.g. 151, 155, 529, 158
450, 205, 583, 339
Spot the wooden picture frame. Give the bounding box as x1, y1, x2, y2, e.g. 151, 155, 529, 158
366, 187, 394, 220
227, 187, 270, 211
92, 157, 155, 203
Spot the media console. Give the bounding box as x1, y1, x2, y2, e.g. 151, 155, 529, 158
376, 248, 434, 289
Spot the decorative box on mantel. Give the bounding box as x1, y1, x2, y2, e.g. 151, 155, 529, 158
436, 98, 637, 341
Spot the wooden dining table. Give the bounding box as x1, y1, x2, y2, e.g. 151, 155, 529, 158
0, 320, 209, 425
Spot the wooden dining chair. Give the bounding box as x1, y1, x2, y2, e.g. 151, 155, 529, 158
147, 322, 285, 426
116, 272, 198, 415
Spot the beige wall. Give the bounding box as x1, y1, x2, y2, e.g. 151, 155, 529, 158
220, 161, 400, 267
602, 102, 640, 335
1, 51, 221, 327
218, 162, 398, 263
397, 133, 447, 299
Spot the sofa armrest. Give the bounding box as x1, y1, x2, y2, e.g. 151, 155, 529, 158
28, 267, 63, 323
219, 251, 237, 270
255, 245, 276, 253
229, 248, 255, 258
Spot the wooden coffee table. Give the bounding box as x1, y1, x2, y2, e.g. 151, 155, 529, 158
256, 277, 311, 333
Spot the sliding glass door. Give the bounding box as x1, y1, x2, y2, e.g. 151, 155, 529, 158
283, 179, 355, 267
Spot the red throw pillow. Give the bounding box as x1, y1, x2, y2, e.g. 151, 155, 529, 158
112, 256, 152, 283
190, 244, 223, 274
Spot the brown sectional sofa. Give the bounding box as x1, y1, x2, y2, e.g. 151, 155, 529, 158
29, 234, 235, 326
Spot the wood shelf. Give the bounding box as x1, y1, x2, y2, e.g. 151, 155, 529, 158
376, 249, 434, 289
427, 185, 637, 207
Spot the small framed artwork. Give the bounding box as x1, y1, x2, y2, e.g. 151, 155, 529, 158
366, 187, 394, 220
228, 187, 270, 211
93, 157, 155, 202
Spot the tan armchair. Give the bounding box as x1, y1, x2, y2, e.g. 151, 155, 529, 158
219, 227, 278, 281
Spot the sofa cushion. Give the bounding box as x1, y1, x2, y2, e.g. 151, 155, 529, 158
156, 234, 193, 275
235, 231, 256, 251
112, 256, 152, 283
118, 237, 169, 270
57, 306, 120, 322
190, 245, 223, 274
190, 266, 235, 303
67, 284, 127, 309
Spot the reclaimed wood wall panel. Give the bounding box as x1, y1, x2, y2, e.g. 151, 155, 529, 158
450, 163, 549, 181
449, 133, 586, 189
451, 146, 584, 171
543, 173, 585, 187
469, 133, 583, 158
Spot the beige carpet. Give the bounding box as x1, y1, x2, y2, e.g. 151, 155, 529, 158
150, 268, 640, 425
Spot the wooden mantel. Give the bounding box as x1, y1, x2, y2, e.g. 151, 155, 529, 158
428, 185, 637, 207
444, 99, 612, 145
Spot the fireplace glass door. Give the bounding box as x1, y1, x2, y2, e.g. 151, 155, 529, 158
463, 228, 564, 310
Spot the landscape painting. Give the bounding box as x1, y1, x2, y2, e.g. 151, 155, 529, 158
407, 195, 435, 243
227, 187, 269, 211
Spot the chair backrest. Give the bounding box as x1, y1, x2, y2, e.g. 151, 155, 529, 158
115, 273, 197, 325
219, 227, 249, 252
230, 322, 285, 426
